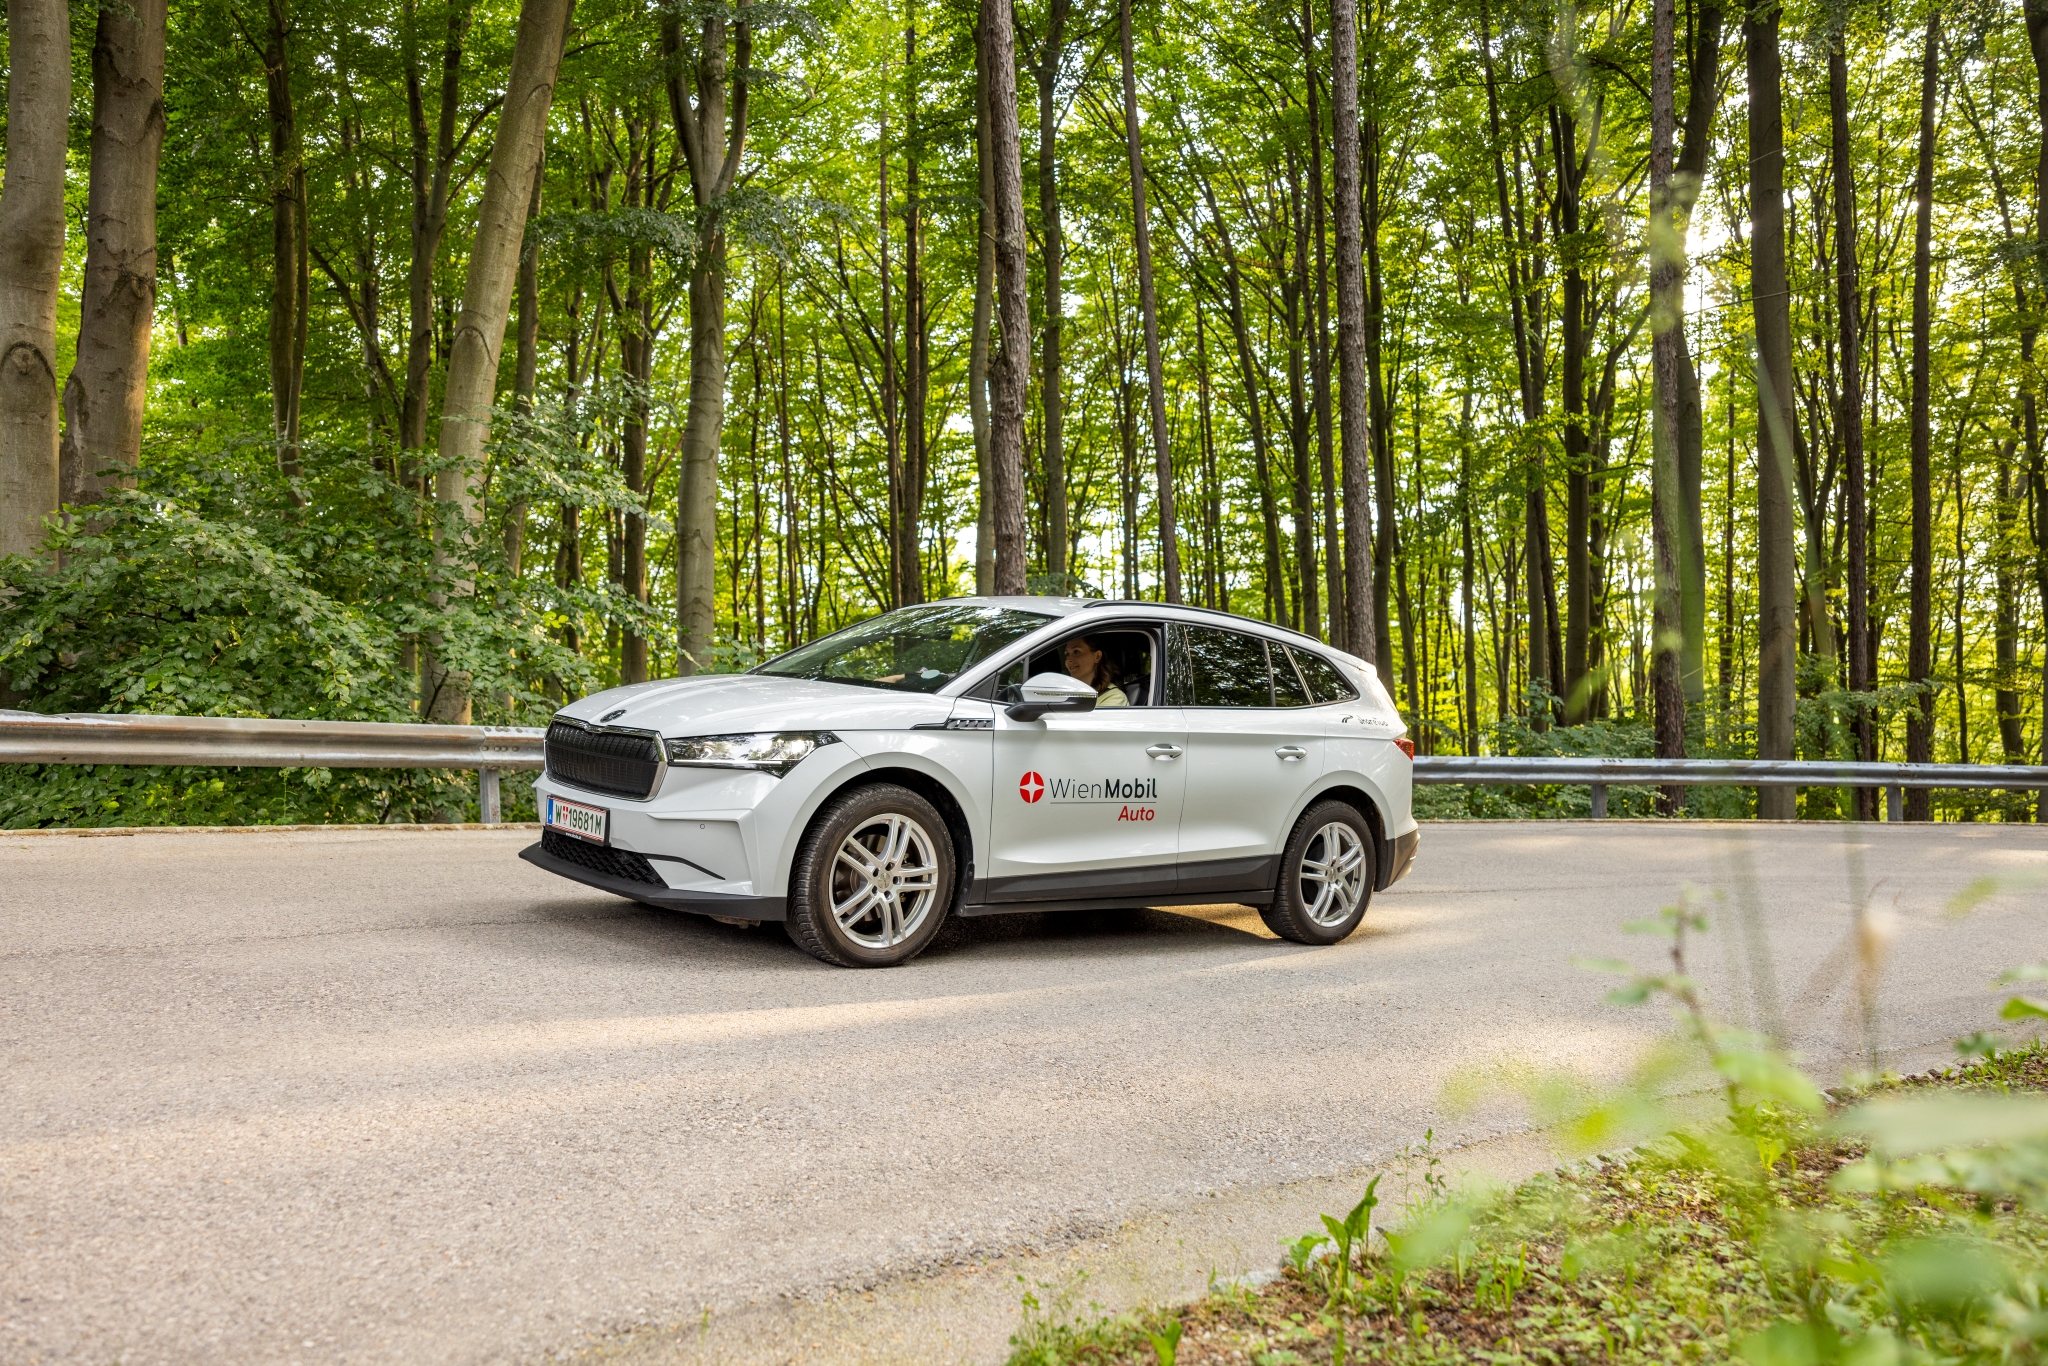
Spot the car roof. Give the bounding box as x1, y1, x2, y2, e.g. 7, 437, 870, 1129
929, 596, 1365, 667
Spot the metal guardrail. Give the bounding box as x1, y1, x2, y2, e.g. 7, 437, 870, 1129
1413, 755, 2048, 820
3, 712, 2043, 824
0, 711, 543, 823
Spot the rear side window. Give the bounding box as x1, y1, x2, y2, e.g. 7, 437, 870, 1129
1272, 646, 1314, 706
1289, 648, 1359, 703
1182, 626, 1274, 707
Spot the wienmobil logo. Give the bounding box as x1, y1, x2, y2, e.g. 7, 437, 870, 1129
1045, 776, 1160, 802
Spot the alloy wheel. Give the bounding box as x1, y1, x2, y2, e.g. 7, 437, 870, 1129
1297, 821, 1368, 927
829, 813, 941, 949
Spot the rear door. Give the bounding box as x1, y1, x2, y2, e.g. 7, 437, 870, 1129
982, 624, 1187, 904
1170, 624, 1325, 898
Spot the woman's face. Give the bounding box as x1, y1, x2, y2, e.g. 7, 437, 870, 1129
1062, 638, 1104, 687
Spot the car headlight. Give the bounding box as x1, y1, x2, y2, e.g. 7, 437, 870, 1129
665, 731, 838, 776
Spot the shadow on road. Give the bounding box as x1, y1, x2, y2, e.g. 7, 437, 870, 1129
527, 892, 1286, 970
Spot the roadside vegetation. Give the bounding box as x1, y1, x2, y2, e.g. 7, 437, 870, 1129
1006, 890, 2048, 1366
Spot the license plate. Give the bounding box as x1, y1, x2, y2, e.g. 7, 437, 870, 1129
545, 795, 608, 844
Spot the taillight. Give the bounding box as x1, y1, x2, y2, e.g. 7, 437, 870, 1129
1394, 737, 1415, 759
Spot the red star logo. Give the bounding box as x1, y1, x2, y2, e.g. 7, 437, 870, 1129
1018, 771, 1045, 804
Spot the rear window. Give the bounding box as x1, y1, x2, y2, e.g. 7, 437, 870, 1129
1289, 648, 1359, 703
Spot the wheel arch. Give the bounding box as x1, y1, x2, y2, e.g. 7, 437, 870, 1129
802, 763, 977, 918
1298, 781, 1397, 891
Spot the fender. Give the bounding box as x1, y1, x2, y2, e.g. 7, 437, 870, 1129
754, 733, 987, 901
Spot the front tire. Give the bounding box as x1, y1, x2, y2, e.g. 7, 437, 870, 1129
1260, 800, 1375, 945
787, 784, 955, 967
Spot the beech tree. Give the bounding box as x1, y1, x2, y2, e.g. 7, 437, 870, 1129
0, 0, 70, 556
61, 0, 170, 504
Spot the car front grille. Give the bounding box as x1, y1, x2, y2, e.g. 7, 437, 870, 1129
541, 827, 662, 885
545, 720, 664, 799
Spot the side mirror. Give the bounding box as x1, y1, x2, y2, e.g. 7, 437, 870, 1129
1006, 672, 1099, 723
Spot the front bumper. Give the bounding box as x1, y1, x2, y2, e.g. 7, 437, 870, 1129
520, 839, 788, 922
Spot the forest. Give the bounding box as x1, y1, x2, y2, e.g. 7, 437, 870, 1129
0, 0, 2043, 826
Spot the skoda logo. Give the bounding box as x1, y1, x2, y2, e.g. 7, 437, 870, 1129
601, 708, 628, 723
1018, 771, 1045, 804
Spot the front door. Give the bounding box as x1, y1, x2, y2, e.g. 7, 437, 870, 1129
983, 628, 1187, 903
1169, 624, 1325, 897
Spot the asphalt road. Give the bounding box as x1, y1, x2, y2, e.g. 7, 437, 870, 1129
4, 820, 2045, 1366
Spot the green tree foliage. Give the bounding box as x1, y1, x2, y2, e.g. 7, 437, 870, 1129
1, 0, 2043, 826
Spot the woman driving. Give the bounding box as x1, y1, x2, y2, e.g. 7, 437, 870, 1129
1062, 636, 1129, 707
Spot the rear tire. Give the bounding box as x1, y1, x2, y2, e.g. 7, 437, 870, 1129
787, 784, 955, 967
1260, 799, 1375, 945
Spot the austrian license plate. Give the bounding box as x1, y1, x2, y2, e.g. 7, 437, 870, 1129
544, 794, 608, 844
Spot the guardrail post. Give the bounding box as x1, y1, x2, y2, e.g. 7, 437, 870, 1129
1886, 784, 1903, 823
479, 768, 501, 825
1589, 783, 1607, 819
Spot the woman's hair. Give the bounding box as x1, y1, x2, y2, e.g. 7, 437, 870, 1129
1069, 636, 1120, 688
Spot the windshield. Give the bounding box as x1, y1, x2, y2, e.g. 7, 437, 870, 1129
754, 604, 1055, 693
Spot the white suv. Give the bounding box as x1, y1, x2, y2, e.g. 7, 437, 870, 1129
524, 598, 1417, 967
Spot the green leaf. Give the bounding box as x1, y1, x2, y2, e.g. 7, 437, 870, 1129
1830, 1094, 2048, 1155
1382, 1204, 1473, 1273
1711, 1047, 1826, 1113
2000, 996, 2048, 1020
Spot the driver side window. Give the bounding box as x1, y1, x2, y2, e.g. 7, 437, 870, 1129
982, 628, 1158, 706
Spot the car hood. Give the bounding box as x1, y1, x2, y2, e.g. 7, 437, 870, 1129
552, 673, 955, 736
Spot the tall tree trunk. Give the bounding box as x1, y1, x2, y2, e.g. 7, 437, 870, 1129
878, 108, 901, 605
59, 0, 167, 507
421, 0, 572, 719
1554, 97, 1590, 724
1331, 0, 1376, 662
1030, 0, 1072, 581
1479, 2, 1548, 723
230, 0, 309, 494
400, 0, 470, 460
1748, 1, 1799, 816
2030, 0, 2048, 818
982, 0, 1031, 594
621, 128, 651, 685
1121, 0, 1179, 603
1672, 0, 1722, 709
1304, 12, 1340, 641
1461, 392, 1478, 746
1286, 164, 1316, 633
505, 155, 543, 580
970, 41, 996, 597
666, 0, 752, 668
1905, 12, 1939, 819
902, 15, 929, 606
1363, 60, 1396, 685
1996, 443, 2026, 763
1649, 0, 1686, 812
0, 0, 69, 556
1829, 35, 1872, 817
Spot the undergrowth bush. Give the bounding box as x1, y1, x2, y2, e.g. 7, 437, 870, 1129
0, 420, 629, 827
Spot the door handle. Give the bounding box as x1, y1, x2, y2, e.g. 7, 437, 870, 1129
1274, 745, 1309, 761
1145, 743, 1183, 760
